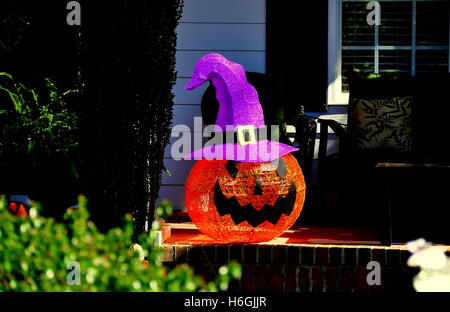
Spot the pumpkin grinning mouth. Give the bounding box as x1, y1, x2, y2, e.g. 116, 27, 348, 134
213, 180, 297, 227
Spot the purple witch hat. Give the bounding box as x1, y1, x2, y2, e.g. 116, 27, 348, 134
183, 53, 298, 162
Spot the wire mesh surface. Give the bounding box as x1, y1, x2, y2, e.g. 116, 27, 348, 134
185, 153, 306, 243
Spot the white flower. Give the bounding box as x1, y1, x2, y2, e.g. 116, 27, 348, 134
407, 238, 450, 292
414, 269, 450, 292
131, 243, 145, 261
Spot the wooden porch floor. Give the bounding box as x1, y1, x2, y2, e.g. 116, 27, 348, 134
165, 222, 386, 246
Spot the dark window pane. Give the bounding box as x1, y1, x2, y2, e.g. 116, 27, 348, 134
416, 1, 450, 46
379, 2, 412, 46
416, 50, 449, 73
342, 2, 374, 46
379, 50, 411, 73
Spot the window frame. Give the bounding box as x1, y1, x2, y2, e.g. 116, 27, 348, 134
327, 0, 450, 105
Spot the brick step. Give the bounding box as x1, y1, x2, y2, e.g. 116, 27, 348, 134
161, 225, 450, 292
163, 244, 412, 267
162, 244, 421, 292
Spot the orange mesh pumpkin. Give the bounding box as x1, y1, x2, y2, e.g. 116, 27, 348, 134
185, 153, 305, 243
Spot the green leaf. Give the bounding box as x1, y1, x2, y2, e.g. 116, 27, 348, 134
164, 166, 172, 177
0, 72, 13, 80
0, 86, 23, 113
27, 140, 34, 154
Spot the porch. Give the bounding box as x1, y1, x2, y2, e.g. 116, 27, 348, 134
161, 220, 449, 292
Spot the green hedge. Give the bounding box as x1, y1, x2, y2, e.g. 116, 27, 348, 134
0, 197, 241, 292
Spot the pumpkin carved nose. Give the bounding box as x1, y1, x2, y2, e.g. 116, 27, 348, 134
253, 177, 263, 195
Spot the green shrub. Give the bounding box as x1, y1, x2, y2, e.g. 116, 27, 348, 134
0, 72, 81, 188
0, 196, 241, 292
0, 72, 80, 175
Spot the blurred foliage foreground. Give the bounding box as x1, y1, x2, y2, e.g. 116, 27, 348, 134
0, 196, 241, 291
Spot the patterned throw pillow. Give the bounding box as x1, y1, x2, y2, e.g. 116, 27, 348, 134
349, 96, 413, 153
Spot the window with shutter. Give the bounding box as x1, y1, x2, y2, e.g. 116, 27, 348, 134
328, 0, 450, 103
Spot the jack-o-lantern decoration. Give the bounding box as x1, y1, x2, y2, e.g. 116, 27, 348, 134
183, 54, 305, 243
186, 154, 305, 242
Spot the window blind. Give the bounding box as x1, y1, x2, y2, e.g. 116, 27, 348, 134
342, 0, 450, 92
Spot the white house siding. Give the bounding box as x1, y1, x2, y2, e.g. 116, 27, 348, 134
159, 0, 348, 210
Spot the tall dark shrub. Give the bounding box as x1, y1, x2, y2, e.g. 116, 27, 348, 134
80, 1, 183, 233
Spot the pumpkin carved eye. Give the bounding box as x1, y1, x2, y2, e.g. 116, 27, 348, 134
226, 160, 239, 178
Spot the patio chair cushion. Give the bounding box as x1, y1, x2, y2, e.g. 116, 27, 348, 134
349, 95, 413, 153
